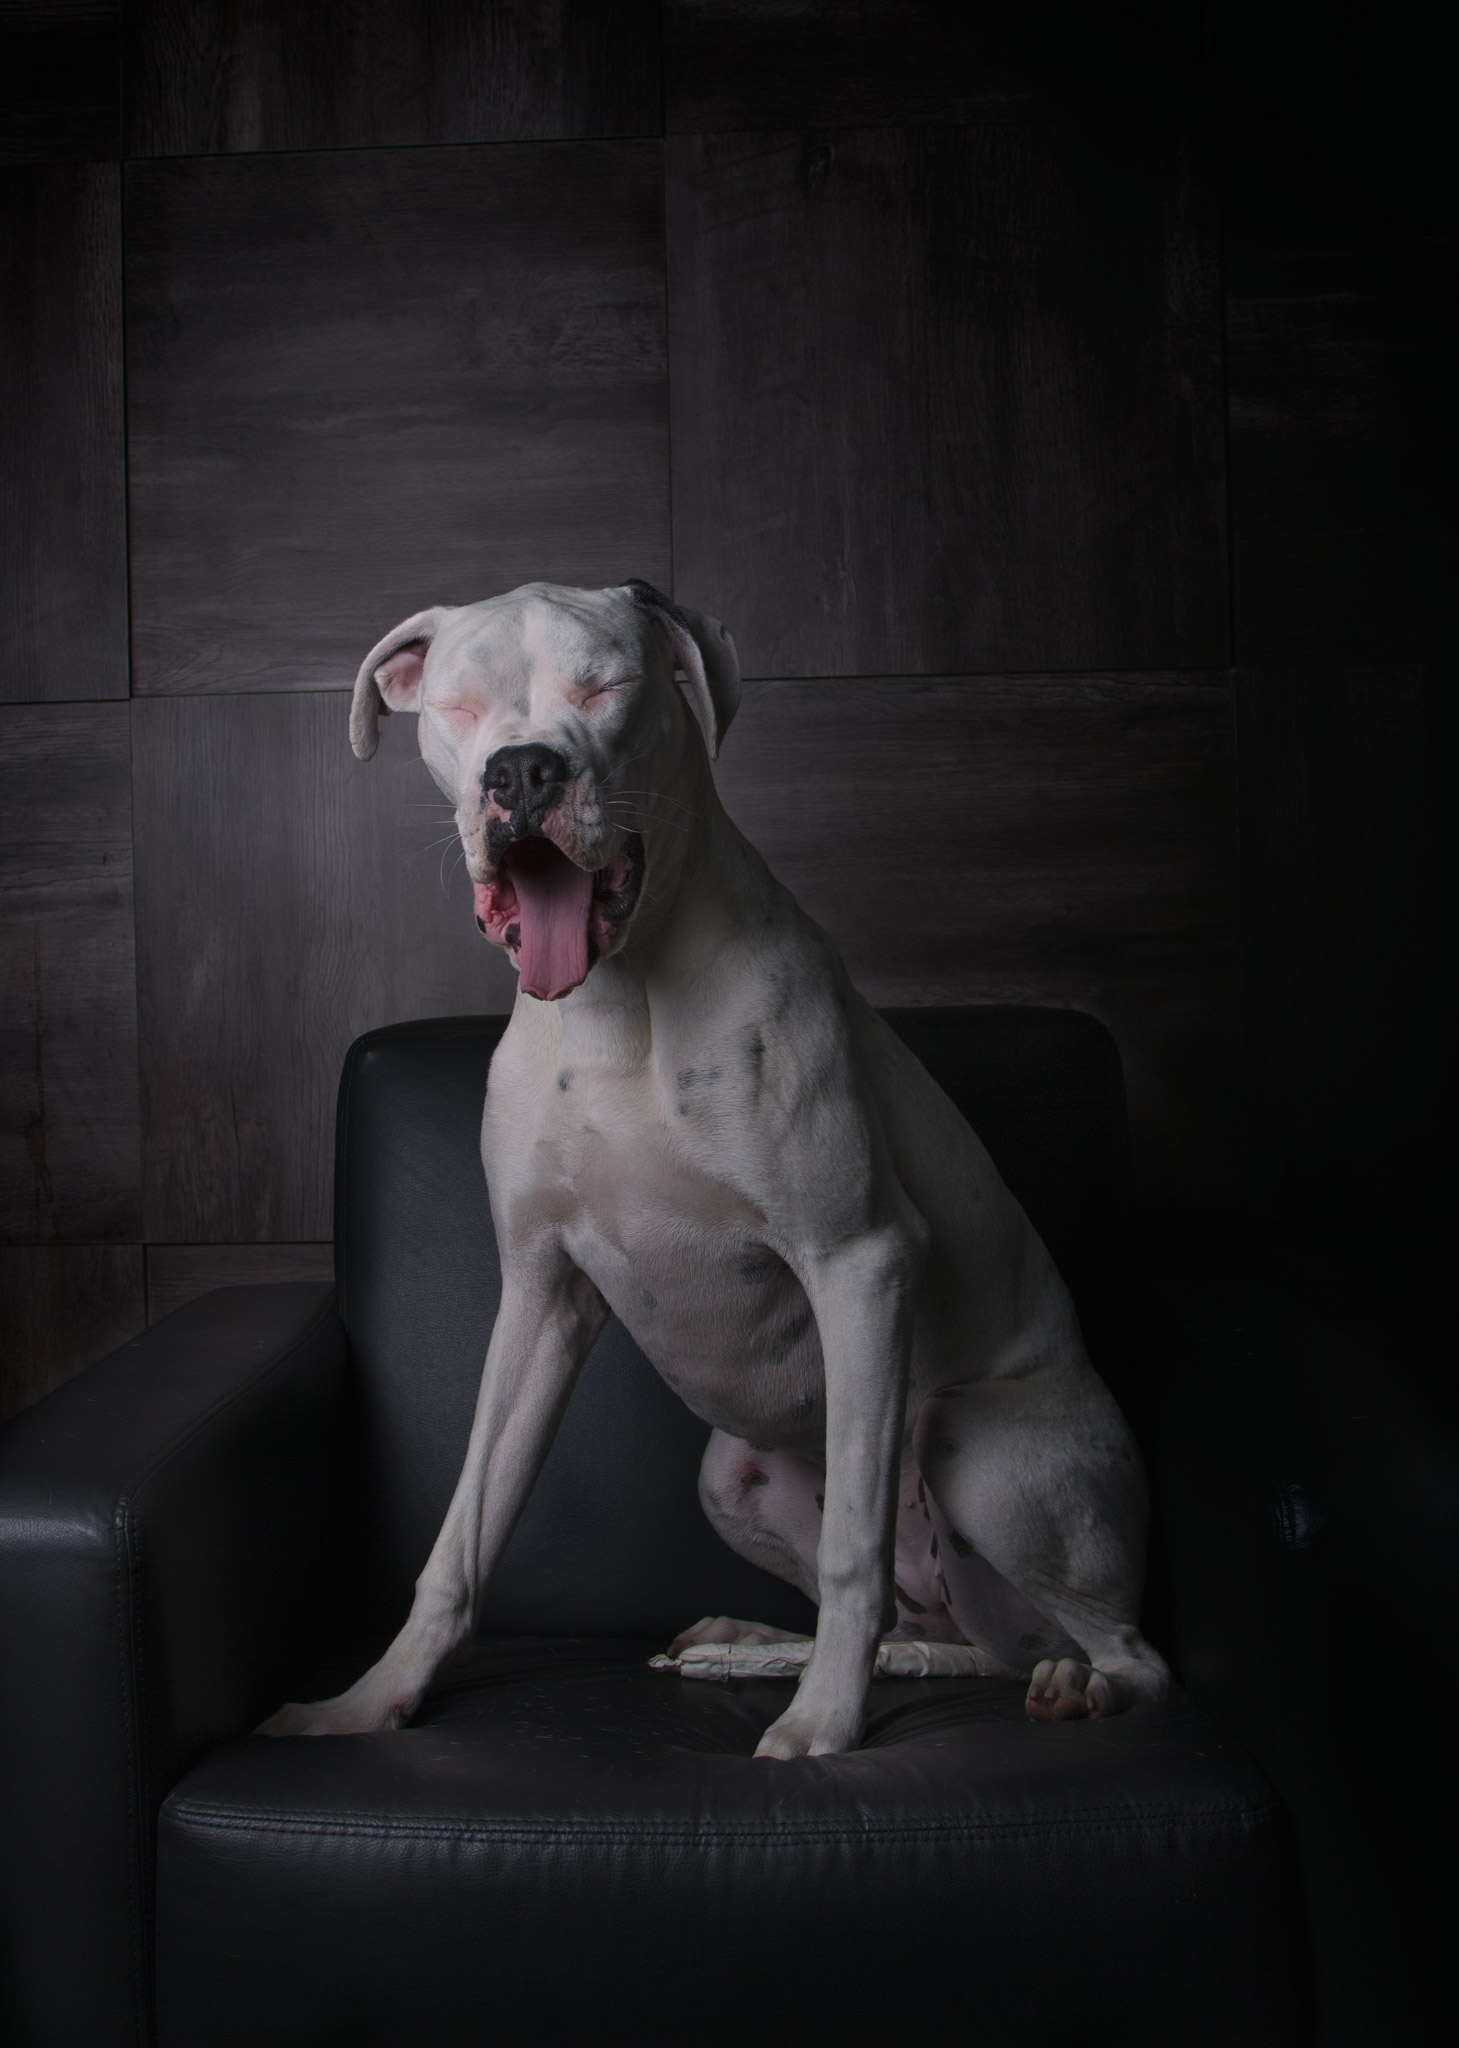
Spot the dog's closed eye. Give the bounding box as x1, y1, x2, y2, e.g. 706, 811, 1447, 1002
579, 671, 640, 701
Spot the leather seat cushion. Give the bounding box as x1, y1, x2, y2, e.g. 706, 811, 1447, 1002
156, 1640, 1304, 2047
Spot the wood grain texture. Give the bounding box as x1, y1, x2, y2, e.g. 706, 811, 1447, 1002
1236, 666, 1434, 1219
665, 0, 1035, 132
124, 0, 660, 155
714, 672, 1241, 1211
0, 704, 141, 1241
133, 692, 517, 1242
125, 142, 669, 695
0, 1245, 144, 1423
0, 2, 119, 163
0, 163, 128, 702
145, 1242, 333, 1325
1225, 147, 1434, 663
668, 123, 1227, 678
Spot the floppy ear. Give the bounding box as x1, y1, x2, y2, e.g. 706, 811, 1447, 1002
349, 606, 456, 761
619, 579, 741, 759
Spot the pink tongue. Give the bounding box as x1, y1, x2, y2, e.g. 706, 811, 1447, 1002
504, 838, 595, 1001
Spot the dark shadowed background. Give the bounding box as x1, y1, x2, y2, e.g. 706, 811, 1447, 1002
0, 1, 1448, 1420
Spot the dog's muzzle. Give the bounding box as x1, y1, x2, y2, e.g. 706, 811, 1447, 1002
473, 746, 646, 999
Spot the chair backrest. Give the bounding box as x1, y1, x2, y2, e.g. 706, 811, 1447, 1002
334, 1007, 1133, 1640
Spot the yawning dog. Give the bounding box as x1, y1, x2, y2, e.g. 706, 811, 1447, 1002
260, 580, 1169, 1758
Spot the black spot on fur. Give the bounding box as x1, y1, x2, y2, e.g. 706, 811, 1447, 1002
765, 1309, 811, 1364
640, 1289, 656, 1309
743, 1467, 770, 1489
556, 1071, 571, 1092
676, 1065, 721, 1092
894, 1580, 927, 1615
746, 1029, 765, 1088
947, 1529, 973, 1559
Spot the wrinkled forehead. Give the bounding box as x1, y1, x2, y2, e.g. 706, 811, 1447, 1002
430, 584, 644, 691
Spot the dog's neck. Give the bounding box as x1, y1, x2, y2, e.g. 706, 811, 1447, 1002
534, 726, 773, 1070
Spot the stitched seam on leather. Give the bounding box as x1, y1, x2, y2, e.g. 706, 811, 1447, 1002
169, 1806, 1279, 1846
114, 1501, 152, 2045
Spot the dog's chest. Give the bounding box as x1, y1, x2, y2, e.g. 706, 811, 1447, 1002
503, 1065, 826, 1445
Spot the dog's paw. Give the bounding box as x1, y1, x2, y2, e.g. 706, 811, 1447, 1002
1024, 1657, 1113, 1722
753, 1700, 863, 1760
255, 1689, 414, 1738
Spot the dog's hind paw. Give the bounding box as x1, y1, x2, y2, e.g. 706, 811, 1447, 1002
665, 1615, 807, 1656
1024, 1657, 1114, 1721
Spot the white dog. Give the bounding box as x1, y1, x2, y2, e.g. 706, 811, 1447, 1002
261, 581, 1168, 1759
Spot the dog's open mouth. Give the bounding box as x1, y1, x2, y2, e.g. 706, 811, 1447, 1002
473, 834, 644, 1001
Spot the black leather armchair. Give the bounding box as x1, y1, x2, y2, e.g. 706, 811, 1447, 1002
1, 1010, 1317, 2047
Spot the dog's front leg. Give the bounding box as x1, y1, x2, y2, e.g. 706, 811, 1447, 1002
259, 1255, 607, 1736
755, 1228, 919, 1760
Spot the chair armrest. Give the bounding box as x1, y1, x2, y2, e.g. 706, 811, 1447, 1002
0, 1282, 348, 2048
1144, 1272, 1457, 2046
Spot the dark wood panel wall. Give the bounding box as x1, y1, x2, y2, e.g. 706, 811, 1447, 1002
0, 2, 1439, 1420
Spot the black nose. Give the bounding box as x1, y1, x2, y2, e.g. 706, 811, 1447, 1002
483, 743, 568, 820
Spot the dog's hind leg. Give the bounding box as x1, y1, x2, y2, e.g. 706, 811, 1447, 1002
914, 1374, 1171, 1720
663, 1432, 824, 1657
666, 1432, 991, 1677
695, 1430, 825, 1601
